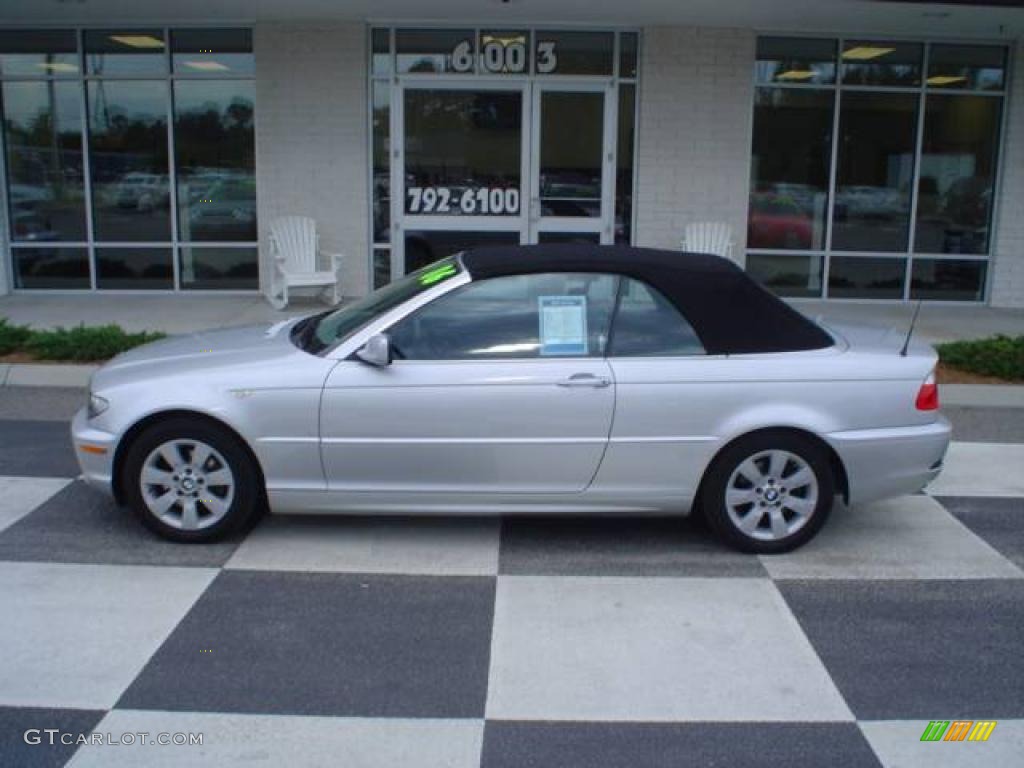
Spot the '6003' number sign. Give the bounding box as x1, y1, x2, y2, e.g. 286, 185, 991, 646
451, 39, 557, 74
407, 186, 520, 216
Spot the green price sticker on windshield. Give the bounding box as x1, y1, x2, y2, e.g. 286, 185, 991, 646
419, 262, 458, 286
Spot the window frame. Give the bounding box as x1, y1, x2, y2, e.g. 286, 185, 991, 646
747, 34, 1011, 304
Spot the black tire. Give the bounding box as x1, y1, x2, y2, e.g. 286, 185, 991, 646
122, 417, 261, 543
700, 430, 834, 554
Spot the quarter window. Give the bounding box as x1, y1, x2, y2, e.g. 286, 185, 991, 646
388, 273, 617, 360
609, 278, 705, 357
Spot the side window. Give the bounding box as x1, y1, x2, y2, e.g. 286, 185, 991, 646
388, 272, 617, 360
609, 277, 705, 357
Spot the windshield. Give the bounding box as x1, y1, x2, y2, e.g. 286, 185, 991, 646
296, 257, 462, 354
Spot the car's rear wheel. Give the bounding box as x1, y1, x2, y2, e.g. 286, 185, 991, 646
123, 418, 260, 542
701, 431, 834, 553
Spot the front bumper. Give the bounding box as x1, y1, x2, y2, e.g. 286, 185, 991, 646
826, 416, 952, 506
70, 407, 117, 496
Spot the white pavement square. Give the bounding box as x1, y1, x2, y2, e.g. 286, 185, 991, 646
68, 711, 484, 768
486, 575, 853, 722
225, 516, 500, 575
761, 496, 1024, 580
860, 719, 1024, 768
927, 442, 1024, 498
0, 476, 70, 533
0, 562, 217, 709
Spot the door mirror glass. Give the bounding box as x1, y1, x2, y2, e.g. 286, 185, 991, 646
355, 333, 393, 367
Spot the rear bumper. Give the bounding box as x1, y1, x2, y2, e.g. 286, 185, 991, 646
826, 416, 951, 506
70, 407, 117, 496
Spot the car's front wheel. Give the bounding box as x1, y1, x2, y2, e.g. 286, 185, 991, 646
701, 431, 834, 554
123, 418, 260, 542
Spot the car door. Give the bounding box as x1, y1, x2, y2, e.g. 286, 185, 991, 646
320, 272, 618, 494
595, 276, 716, 500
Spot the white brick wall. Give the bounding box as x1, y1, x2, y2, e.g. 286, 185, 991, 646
990, 39, 1024, 308
634, 27, 755, 263
254, 23, 369, 299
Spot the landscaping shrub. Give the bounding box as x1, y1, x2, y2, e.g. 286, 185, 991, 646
23, 324, 166, 362
937, 335, 1024, 382
0, 318, 31, 355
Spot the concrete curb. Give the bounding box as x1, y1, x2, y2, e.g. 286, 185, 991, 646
2, 363, 98, 389
1, 363, 1023, 408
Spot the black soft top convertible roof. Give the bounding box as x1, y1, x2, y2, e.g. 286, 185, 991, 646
459, 244, 834, 355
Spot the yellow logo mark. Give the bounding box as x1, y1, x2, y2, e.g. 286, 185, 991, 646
968, 721, 997, 742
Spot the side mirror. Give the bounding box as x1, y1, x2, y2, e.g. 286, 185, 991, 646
355, 333, 392, 367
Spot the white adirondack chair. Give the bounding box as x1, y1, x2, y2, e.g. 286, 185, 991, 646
268, 216, 344, 309
680, 221, 735, 262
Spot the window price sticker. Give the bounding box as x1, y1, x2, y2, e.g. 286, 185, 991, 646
539, 295, 588, 356
407, 186, 520, 215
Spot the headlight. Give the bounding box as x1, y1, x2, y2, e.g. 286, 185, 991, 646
88, 393, 109, 419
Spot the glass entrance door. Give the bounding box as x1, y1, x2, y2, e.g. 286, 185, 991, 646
529, 84, 614, 244
396, 83, 527, 274
395, 81, 616, 274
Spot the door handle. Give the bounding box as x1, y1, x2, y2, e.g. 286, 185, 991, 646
557, 373, 611, 388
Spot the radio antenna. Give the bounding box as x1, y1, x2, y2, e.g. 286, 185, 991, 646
900, 300, 923, 357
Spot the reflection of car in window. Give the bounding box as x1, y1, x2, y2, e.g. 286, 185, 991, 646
747, 193, 813, 249
115, 172, 169, 212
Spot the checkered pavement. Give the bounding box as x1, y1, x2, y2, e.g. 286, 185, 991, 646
0, 394, 1022, 767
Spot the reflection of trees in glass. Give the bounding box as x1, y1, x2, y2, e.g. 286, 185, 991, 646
3, 81, 86, 241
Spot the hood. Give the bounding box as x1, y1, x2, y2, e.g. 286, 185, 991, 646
92, 319, 305, 390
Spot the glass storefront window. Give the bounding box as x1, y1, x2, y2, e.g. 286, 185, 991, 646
746, 253, 823, 298
534, 31, 613, 76
915, 94, 1001, 255
0, 30, 78, 77
841, 41, 922, 86
403, 89, 522, 217
174, 80, 256, 242
755, 37, 836, 85
616, 84, 636, 244
1, 27, 257, 291
179, 246, 257, 290
372, 80, 390, 243
87, 80, 171, 241
832, 92, 918, 252
371, 28, 391, 76
171, 29, 253, 76
397, 29, 475, 74
911, 258, 986, 301
927, 45, 1006, 91
95, 246, 173, 289
2, 81, 87, 242
749, 88, 833, 250
12, 247, 90, 289
619, 33, 638, 79
85, 29, 167, 76
750, 37, 1006, 301
828, 256, 906, 299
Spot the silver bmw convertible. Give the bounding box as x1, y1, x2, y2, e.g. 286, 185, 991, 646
72, 245, 950, 553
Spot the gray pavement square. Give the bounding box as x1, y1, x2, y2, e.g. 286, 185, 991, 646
117, 570, 496, 718
777, 579, 1024, 720
0, 480, 243, 568
0, 420, 79, 478
480, 721, 883, 768
938, 495, 1024, 571
0, 706, 106, 768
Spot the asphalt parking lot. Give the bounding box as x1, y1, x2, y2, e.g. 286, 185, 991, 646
0, 386, 1022, 767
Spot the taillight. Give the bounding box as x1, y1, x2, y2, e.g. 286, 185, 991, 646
916, 371, 939, 411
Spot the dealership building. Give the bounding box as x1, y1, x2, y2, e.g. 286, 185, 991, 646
0, 0, 1022, 307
